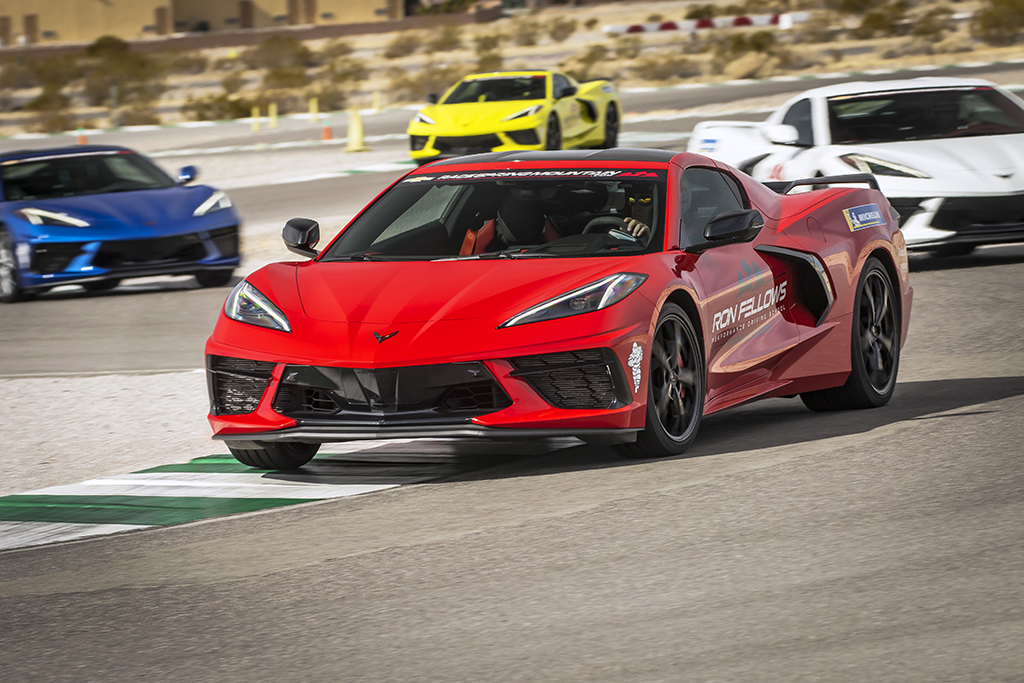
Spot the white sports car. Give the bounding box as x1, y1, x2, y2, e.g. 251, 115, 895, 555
687, 78, 1024, 255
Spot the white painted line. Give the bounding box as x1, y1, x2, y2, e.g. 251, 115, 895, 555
0, 521, 155, 551
32, 481, 398, 499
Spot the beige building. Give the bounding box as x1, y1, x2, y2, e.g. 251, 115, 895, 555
0, 0, 172, 45
0, 0, 406, 46
173, 0, 403, 33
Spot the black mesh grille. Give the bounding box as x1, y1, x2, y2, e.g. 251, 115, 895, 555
93, 233, 208, 269
506, 129, 540, 146
434, 134, 501, 153
510, 349, 624, 410
207, 356, 275, 415
31, 243, 85, 274
210, 225, 239, 258
271, 362, 511, 421
410, 135, 427, 151
931, 194, 1024, 235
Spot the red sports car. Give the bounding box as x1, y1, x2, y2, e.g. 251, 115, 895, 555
206, 149, 912, 469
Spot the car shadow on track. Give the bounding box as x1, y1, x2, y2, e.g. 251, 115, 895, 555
261, 375, 1024, 485
909, 244, 1024, 273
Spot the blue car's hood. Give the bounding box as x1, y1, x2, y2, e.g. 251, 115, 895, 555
7, 185, 221, 233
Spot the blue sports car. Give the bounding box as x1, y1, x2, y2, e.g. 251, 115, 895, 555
0, 145, 241, 302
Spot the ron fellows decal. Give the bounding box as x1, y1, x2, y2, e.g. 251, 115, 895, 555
712, 279, 788, 343
842, 203, 885, 231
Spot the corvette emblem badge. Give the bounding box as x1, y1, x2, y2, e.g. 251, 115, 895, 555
373, 330, 398, 344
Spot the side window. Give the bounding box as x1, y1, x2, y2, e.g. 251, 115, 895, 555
679, 167, 747, 248
782, 98, 814, 147
372, 184, 462, 244
552, 73, 570, 98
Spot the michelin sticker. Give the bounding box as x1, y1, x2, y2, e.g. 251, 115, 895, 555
842, 203, 885, 231
627, 342, 643, 393
696, 138, 717, 154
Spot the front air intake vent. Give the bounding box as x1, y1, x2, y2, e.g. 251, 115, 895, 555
207, 355, 275, 415
510, 348, 630, 410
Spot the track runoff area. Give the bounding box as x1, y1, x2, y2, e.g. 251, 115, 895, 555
0, 439, 552, 551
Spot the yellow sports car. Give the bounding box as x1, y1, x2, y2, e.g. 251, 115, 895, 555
407, 70, 620, 164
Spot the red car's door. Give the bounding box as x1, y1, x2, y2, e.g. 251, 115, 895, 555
679, 166, 803, 413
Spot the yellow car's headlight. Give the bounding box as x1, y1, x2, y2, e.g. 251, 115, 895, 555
413, 112, 436, 125
503, 105, 543, 122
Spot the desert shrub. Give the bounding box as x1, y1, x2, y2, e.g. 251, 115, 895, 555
416, 0, 475, 12
384, 32, 422, 58
162, 51, 208, 75
241, 36, 313, 69
212, 56, 239, 71
971, 0, 1024, 45
512, 18, 540, 46
181, 94, 254, 121
685, 4, 716, 19
561, 44, 609, 82
34, 112, 75, 133
328, 58, 368, 83
584, 18, 599, 30
119, 106, 160, 125
28, 56, 84, 89
712, 30, 775, 61
826, 0, 884, 12
262, 66, 308, 90
26, 86, 70, 113
548, 17, 577, 43
474, 33, 504, 54
913, 6, 955, 41
222, 70, 245, 94
634, 53, 701, 80
477, 51, 503, 71
579, 44, 610, 65
795, 11, 842, 43
851, 2, 908, 38
319, 40, 354, 61
305, 84, 346, 112
0, 62, 35, 89
388, 62, 469, 101
82, 38, 166, 107
647, 13, 664, 22
614, 35, 642, 59
426, 24, 463, 52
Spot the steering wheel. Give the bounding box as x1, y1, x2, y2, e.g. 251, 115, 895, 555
582, 214, 628, 234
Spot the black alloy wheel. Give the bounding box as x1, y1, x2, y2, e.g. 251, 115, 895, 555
802, 257, 900, 411
195, 269, 235, 288
545, 114, 562, 150
601, 103, 619, 148
617, 303, 704, 458
0, 230, 27, 303
227, 441, 321, 470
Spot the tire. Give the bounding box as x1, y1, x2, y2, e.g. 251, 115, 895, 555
227, 441, 320, 470
616, 303, 705, 459
82, 278, 120, 292
801, 257, 900, 412
0, 230, 27, 304
545, 114, 562, 150
195, 269, 234, 288
600, 103, 619, 149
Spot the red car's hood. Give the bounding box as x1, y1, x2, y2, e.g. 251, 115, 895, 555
295, 259, 626, 323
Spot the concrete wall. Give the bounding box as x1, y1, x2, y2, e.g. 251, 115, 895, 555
172, 0, 397, 33
0, 0, 169, 45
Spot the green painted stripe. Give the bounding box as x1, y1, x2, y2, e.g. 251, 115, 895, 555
137, 455, 260, 474
0, 495, 309, 526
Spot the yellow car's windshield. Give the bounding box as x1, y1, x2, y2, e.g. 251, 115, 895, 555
444, 76, 547, 104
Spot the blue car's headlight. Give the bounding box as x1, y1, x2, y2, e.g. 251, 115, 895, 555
194, 191, 233, 217
500, 273, 648, 328
13, 207, 90, 227
225, 281, 291, 332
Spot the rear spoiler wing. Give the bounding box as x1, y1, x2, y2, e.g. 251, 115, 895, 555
765, 173, 879, 195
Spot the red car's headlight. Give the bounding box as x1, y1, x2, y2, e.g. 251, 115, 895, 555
499, 273, 648, 328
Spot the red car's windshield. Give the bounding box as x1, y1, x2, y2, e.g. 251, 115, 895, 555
828, 86, 1024, 144
321, 169, 668, 261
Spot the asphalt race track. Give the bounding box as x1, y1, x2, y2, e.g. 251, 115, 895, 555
1, 64, 1023, 681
